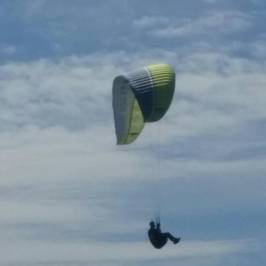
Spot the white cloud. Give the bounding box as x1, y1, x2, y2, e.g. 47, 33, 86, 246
0, 238, 251, 264
1, 51, 266, 184
133, 16, 170, 29
149, 11, 252, 38
0, 1, 266, 265
0, 51, 266, 265
252, 40, 266, 59
0, 126, 148, 185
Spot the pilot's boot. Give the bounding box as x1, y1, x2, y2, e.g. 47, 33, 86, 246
173, 237, 181, 244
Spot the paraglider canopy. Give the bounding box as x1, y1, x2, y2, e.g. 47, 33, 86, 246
112, 63, 175, 145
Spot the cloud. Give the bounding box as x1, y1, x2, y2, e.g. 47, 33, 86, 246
0, 238, 251, 265
0, 1, 266, 265
148, 11, 252, 38
0, 56, 118, 130
0, 1, 263, 62
0, 50, 266, 265
1, 51, 266, 185
252, 40, 266, 59
133, 16, 170, 29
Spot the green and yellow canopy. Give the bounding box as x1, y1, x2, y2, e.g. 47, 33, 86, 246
112, 63, 175, 145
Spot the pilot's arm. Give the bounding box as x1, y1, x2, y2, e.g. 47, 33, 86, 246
156, 223, 161, 233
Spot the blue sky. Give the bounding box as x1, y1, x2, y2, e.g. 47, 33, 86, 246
0, 0, 266, 265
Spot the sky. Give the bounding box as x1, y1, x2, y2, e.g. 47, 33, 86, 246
0, 0, 266, 265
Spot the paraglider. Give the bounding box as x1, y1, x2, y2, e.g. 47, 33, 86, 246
112, 63, 180, 249
148, 219, 181, 249
112, 63, 175, 144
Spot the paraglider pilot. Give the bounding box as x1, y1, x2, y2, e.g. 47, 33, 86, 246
148, 219, 181, 249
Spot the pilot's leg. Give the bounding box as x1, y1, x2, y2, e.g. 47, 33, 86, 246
163, 233, 180, 244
